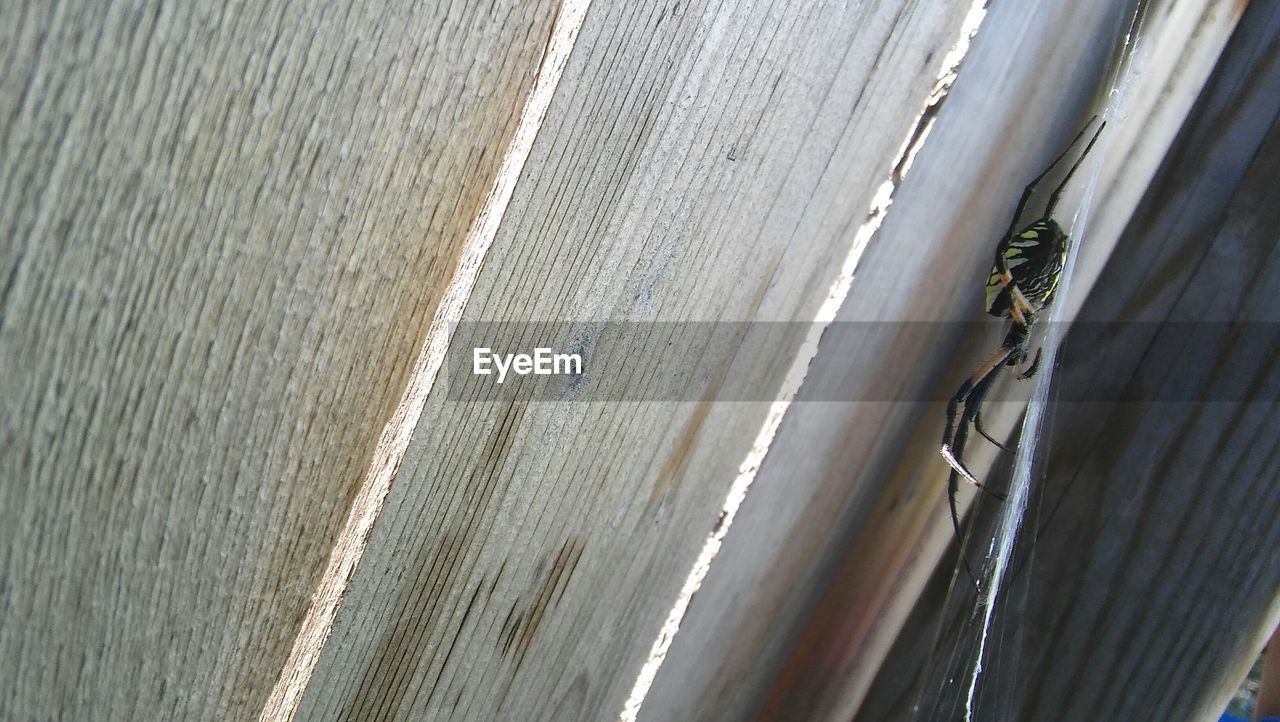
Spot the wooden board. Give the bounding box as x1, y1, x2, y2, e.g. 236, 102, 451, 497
638, 0, 1249, 720
0, 2, 557, 719
285, 1, 990, 720
5, 1, 1267, 720
858, 3, 1280, 718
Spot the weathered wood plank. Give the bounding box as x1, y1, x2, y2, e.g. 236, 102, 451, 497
639, 0, 1247, 720
0, 2, 557, 719
859, 3, 1280, 718
288, 1, 988, 720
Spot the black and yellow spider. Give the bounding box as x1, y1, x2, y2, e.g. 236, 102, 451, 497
940, 117, 1105, 581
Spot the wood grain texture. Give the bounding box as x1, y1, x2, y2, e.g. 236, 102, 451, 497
860, 4, 1280, 718
0, 2, 557, 719
638, 0, 1247, 720
288, 1, 985, 720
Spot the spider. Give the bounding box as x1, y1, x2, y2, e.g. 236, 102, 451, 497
940, 117, 1105, 586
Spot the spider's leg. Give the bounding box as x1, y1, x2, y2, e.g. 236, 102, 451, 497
1017, 346, 1044, 379
941, 346, 1011, 486
1008, 302, 1028, 327
1008, 283, 1039, 326
941, 375, 977, 475
995, 261, 1039, 328
975, 409, 1012, 452
946, 410, 982, 591
957, 367, 1008, 500
1000, 179, 1040, 244
1045, 119, 1106, 217
949, 464, 982, 594
948, 366, 1007, 593
1001, 115, 1101, 240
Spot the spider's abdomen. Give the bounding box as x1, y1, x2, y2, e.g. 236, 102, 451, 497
984, 218, 1067, 317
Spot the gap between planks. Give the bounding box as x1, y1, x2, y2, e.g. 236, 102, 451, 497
256, 2, 592, 719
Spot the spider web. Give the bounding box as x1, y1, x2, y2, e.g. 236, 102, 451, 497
913, 3, 1153, 720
